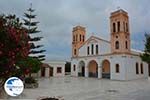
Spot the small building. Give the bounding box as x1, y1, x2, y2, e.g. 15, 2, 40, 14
39, 61, 66, 77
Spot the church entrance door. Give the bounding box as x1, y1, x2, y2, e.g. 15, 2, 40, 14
102, 60, 110, 79
88, 60, 98, 78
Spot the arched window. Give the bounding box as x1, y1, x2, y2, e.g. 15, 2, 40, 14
74, 49, 76, 55
83, 35, 84, 42
113, 23, 116, 32
73, 35, 75, 42
141, 63, 143, 74
80, 34, 82, 41
117, 21, 120, 32
96, 45, 98, 54
123, 22, 125, 32
76, 34, 78, 41
136, 62, 139, 74
91, 44, 94, 55
87, 46, 89, 55
73, 64, 76, 71
115, 41, 119, 49
126, 23, 128, 32
125, 41, 128, 49
116, 64, 120, 73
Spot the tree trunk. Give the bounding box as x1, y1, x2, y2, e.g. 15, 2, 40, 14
0, 87, 7, 99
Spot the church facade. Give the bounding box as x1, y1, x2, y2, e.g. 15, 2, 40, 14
71, 9, 148, 80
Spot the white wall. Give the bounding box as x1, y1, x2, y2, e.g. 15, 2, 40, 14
108, 54, 148, 80
109, 55, 126, 80
71, 54, 149, 80
99, 41, 111, 55
71, 59, 78, 76
79, 36, 111, 57
124, 55, 148, 80
47, 61, 66, 77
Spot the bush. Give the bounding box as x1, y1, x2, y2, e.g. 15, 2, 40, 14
0, 15, 30, 86
25, 77, 37, 84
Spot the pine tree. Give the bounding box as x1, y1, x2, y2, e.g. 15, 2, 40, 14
23, 4, 46, 61
141, 33, 150, 63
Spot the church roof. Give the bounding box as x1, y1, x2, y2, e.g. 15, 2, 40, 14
111, 9, 128, 15
131, 49, 144, 55
42, 63, 52, 68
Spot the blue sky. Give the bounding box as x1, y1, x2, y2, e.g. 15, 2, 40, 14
0, 0, 150, 61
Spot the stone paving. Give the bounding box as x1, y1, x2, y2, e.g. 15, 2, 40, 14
6, 76, 150, 100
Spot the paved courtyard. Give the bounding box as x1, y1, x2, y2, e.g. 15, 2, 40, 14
6, 76, 150, 100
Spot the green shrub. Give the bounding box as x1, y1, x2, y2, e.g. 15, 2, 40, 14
25, 77, 37, 84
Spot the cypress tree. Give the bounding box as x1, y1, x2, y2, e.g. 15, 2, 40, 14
141, 33, 150, 63
23, 4, 46, 61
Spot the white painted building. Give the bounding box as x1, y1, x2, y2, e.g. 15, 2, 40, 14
71, 9, 148, 80
39, 60, 66, 77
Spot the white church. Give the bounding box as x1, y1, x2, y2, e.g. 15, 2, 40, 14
71, 9, 148, 80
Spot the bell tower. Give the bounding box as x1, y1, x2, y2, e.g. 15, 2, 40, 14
110, 9, 131, 54
72, 26, 86, 57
